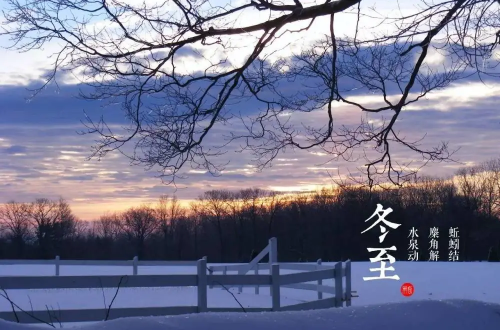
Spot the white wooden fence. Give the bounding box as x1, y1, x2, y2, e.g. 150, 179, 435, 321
209, 237, 278, 295
0, 256, 205, 276
0, 238, 354, 324
210, 260, 352, 301
208, 238, 356, 303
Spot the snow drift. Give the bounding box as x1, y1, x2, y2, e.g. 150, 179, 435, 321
1, 299, 499, 330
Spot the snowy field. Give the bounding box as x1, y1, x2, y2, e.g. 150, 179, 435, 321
0, 261, 499, 329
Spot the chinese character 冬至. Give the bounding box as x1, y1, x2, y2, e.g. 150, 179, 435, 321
361, 204, 401, 243
363, 261, 400, 281
363, 246, 400, 281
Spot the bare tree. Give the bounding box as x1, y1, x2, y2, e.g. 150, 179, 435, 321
0, 201, 32, 257
155, 195, 173, 258
477, 159, 500, 218
198, 190, 229, 261
54, 198, 78, 240
94, 212, 122, 240
155, 196, 184, 233
3, 0, 497, 186
29, 198, 61, 258
170, 215, 190, 260
154, 195, 186, 259
309, 187, 337, 259
72, 219, 90, 238
23, 198, 77, 258
120, 205, 159, 258
456, 159, 500, 218
401, 176, 456, 210
287, 193, 311, 261
224, 190, 246, 261
453, 164, 493, 260
262, 190, 285, 238
240, 188, 267, 252
188, 201, 205, 258
456, 166, 487, 213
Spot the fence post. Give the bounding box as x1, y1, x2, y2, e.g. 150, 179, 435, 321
208, 266, 213, 289
271, 264, 280, 312
271, 263, 280, 311
132, 256, 138, 275
269, 237, 278, 263
55, 256, 60, 276
334, 262, 343, 307
345, 260, 352, 307
205, 256, 214, 289
254, 267, 259, 295
269, 237, 278, 296
197, 258, 208, 313
317, 259, 322, 300
238, 278, 243, 294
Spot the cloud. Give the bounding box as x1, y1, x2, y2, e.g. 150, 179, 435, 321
1, 78, 497, 203
0, 50, 499, 220
2, 145, 27, 154
60, 174, 95, 181
170, 45, 204, 59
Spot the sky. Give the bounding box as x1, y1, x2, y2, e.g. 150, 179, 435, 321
1, 0, 499, 220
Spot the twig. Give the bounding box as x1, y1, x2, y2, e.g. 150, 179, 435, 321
99, 278, 107, 310
55, 303, 62, 328
0, 290, 56, 327
45, 305, 62, 328
206, 266, 246, 313
28, 295, 34, 314
1, 289, 19, 323
105, 276, 127, 321
45, 305, 54, 326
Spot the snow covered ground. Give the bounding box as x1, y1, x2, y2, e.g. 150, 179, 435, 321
0, 261, 498, 329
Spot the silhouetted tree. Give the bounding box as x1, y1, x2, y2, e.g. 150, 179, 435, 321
0, 201, 32, 257
121, 205, 159, 259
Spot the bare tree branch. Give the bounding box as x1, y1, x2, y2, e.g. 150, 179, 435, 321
2, 0, 498, 187
0, 289, 56, 327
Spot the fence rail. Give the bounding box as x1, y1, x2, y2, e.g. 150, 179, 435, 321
0, 256, 206, 276
208, 238, 345, 301
0, 258, 352, 324
0, 237, 354, 324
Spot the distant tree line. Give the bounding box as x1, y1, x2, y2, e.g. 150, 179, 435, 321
1, 159, 500, 262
